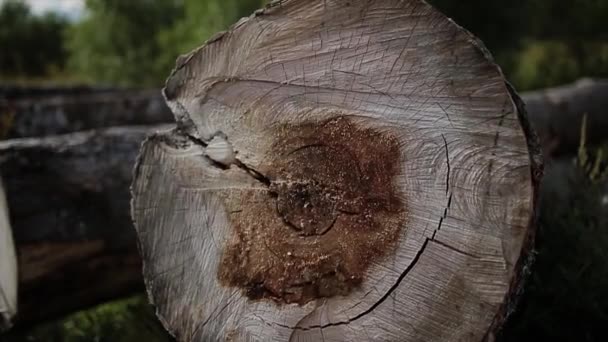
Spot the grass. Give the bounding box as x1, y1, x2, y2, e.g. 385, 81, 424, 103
3, 296, 173, 342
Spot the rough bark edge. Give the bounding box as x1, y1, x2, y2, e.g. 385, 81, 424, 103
425, 5, 544, 339
483, 83, 543, 342
428, 4, 544, 337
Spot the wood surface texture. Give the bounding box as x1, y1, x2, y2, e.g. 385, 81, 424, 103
131, 0, 540, 340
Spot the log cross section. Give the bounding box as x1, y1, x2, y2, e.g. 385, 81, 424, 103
131, 0, 541, 341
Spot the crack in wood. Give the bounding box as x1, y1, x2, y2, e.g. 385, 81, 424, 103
276, 238, 431, 331
278, 184, 458, 331
274, 230, 478, 331
441, 133, 450, 195
186, 133, 273, 186
431, 239, 479, 259
191, 290, 239, 340
431, 192, 451, 240
185, 125, 461, 331
234, 159, 272, 187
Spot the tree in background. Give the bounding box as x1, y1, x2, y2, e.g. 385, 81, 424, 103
428, 0, 527, 53
509, 0, 608, 90
67, 0, 264, 87
0, 0, 69, 79
155, 0, 264, 77
429, 0, 608, 90
66, 0, 183, 87
1, 0, 607, 88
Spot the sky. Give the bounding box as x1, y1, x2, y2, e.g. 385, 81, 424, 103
22, 0, 84, 19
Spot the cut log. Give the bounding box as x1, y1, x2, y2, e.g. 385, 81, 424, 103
131, 0, 542, 341
0, 179, 17, 331
2, 80, 604, 156
0, 89, 173, 139
522, 78, 608, 157
0, 125, 170, 327
0, 84, 117, 99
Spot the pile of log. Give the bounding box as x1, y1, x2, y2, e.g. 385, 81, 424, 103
0, 13, 607, 340
0, 87, 172, 138
0, 86, 173, 329
523, 78, 608, 157
0, 79, 605, 332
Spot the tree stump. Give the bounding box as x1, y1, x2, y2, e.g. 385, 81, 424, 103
131, 0, 542, 341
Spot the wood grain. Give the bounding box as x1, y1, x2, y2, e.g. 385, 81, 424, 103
131, 0, 541, 341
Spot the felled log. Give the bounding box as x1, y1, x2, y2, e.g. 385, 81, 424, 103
522, 78, 608, 157
0, 125, 170, 327
1, 80, 604, 157
0, 89, 172, 139
0, 179, 17, 331
0, 84, 116, 99
131, 0, 542, 341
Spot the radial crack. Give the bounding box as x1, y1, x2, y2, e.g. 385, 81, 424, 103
186, 133, 272, 187
431, 239, 479, 258
441, 134, 451, 195
282, 238, 432, 331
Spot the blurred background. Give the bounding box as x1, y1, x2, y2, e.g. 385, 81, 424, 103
0, 0, 607, 341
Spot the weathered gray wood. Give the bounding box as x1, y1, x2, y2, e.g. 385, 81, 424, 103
0, 84, 116, 98
0, 89, 172, 139
0, 179, 17, 331
0, 125, 170, 327
522, 78, 608, 157
131, 0, 541, 341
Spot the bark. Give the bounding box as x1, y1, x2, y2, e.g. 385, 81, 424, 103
0, 88, 173, 139
0, 125, 171, 328
522, 78, 608, 157
131, 1, 540, 341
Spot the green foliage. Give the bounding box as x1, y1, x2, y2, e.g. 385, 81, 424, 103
67, 0, 265, 87
428, 0, 608, 90
0, 0, 69, 78
66, 0, 184, 87
503, 40, 608, 91
578, 115, 608, 182
2, 0, 607, 88
155, 0, 264, 83
4, 296, 173, 342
